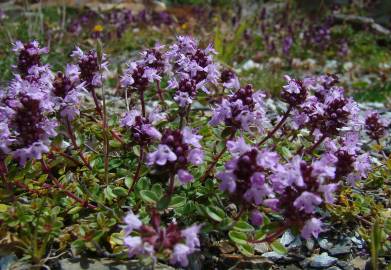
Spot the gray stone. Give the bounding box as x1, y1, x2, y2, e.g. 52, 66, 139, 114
309, 252, 338, 268
58, 258, 175, 270
282, 265, 302, 270
329, 244, 351, 256
280, 230, 296, 247
288, 237, 302, 250
254, 242, 270, 254
262, 251, 286, 262
326, 267, 342, 270
0, 255, 17, 270
337, 260, 354, 270
319, 239, 333, 250
306, 238, 315, 251
351, 237, 364, 249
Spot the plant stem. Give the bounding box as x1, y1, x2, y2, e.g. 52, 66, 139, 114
0, 159, 12, 196
65, 118, 92, 170
257, 106, 292, 147
140, 89, 146, 117
128, 147, 144, 194
248, 224, 288, 244
156, 81, 165, 107
303, 134, 327, 155
91, 88, 103, 118
200, 131, 236, 182
40, 159, 96, 209
167, 172, 175, 196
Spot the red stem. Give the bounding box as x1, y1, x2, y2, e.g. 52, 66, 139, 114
128, 148, 144, 194
257, 106, 292, 147
200, 131, 236, 182
40, 159, 96, 209
140, 89, 146, 117
91, 88, 103, 118
65, 118, 92, 171
156, 81, 165, 107
303, 134, 327, 155
248, 224, 288, 244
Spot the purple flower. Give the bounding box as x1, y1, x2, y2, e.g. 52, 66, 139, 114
177, 169, 194, 184
293, 191, 322, 214
365, 111, 388, 141
121, 110, 162, 145
188, 148, 204, 165
227, 137, 251, 155
170, 244, 191, 267
301, 218, 323, 239
217, 171, 237, 193
124, 212, 142, 235
250, 210, 264, 226
182, 127, 202, 148
147, 144, 177, 166
209, 85, 268, 132
318, 184, 338, 203
181, 224, 202, 249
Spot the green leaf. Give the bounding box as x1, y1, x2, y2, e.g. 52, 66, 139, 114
205, 206, 225, 222
237, 243, 254, 256
169, 195, 186, 208
68, 206, 83, 215
228, 230, 247, 245
157, 196, 171, 210
125, 176, 133, 189
233, 221, 255, 232
371, 219, 382, 270
113, 187, 128, 197
140, 190, 159, 204
271, 239, 288, 254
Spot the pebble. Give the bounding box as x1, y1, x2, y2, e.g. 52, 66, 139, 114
262, 251, 286, 262
280, 230, 296, 247
306, 239, 315, 251
254, 242, 270, 254
309, 252, 338, 268
319, 239, 333, 250
329, 244, 351, 256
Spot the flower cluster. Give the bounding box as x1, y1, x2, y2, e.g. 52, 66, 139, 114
217, 137, 278, 215
0, 41, 57, 165
71, 47, 108, 91
120, 44, 166, 92
323, 132, 371, 185
365, 111, 388, 141
290, 74, 360, 137
120, 109, 163, 146
123, 211, 201, 267
52, 64, 86, 120
209, 84, 268, 132
147, 127, 204, 184
165, 36, 220, 107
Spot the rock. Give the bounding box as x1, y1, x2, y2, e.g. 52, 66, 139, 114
329, 244, 351, 256
219, 254, 273, 269
326, 267, 342, 270
254, 242, 270, 254
318, 239, 333, 250
348, 257, 368, 270
280, 230, 296, 247
350, 237, 364, 249
306, 238, 315, 251
309, 252, 338, 268
336, 260, 354, 270
262, 251, 286, 262
58, 258, 175, 270
282, 265, 302, 270
216, 240, 236, 254
0, 255, 17, 270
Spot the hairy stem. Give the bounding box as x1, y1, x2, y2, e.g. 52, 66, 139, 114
65, 118, 92, 171
140, 89, 146, 117
257, 106, 292, 147
200, 131, 236, 182
128, 147, 144, 194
